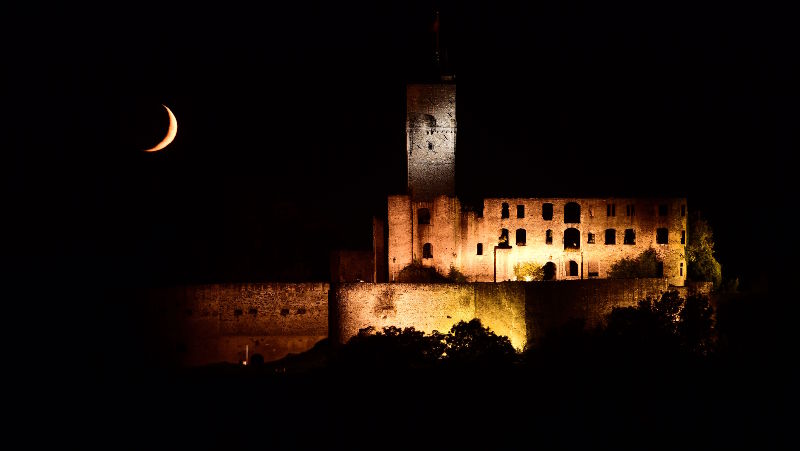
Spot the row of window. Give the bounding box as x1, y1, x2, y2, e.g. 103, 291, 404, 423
424, 245, 686, 278
418, 203, 686, 225
493, 227, 684, 249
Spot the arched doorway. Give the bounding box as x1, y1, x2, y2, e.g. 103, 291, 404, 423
569, 260, 579, 277
543, 262, 557, 281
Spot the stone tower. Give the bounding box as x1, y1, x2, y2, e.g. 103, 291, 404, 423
406, 83, 456, 200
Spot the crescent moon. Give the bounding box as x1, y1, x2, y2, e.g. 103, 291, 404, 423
143, 104, 178, 152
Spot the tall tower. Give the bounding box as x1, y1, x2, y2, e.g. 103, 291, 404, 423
406, 83, 456, 200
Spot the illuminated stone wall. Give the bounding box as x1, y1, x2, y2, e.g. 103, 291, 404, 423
406, 83, 456, 200
389, 195, 688, 286
333, 283, 527, 350
148, 283, 329, 366
334, 279, 670, 350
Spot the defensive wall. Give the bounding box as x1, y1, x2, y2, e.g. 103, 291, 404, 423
145, 279, 709, 366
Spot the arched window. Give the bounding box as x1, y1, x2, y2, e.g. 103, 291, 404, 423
543, 262, 557, 281
499, 229, 510, 247
418, 208, 430, 225
569, 260, 579, 277
501, 202, 509, 219
516, 229, 526, 246
423, 243, 433, 259
564, 202, 581, 223
564, 228, 580, 249
605, 229, 616, 245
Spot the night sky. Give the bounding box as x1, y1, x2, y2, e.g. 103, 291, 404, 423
8, 1, 791, 289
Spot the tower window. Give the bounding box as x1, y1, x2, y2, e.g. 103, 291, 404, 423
477, 243, 483, 255
681, 205, 686, 217
681, 230, 686, 244
517, 205, 525, 218
423, 243, 433, 259
605, 229, 616, 245
501, 202, 509, 219
659, 204, 668, 216
516, 229, 526, 246
499, 229, 510, 247
564, 202, 581, 223
427, 142, 433, 150
624, 229, 636, 245
542, 203, 553, 220
587, 232, 595, 244
680, 262, 684, 276
418, 208, 430, 225
626, 204, 635, 217
546, 229, 553, 245
656, 228, 669, 244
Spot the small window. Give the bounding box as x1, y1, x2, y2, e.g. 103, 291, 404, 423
477, 243, 483, 255
542, 203, 553, 220
517, 205, 525, 218
499, 228, 510, 247
546, 229, 553, 245
656, 262, 664, 277
587, 232, 595, 244
681, 205, 686, 217
501, 202, 509, 219
423, 243, 433, 259
607, 204, 616, 217
681, 230, 686, 245
568, 260, 578, 277
659, 204, 668, 216
626, 204, 635, 217
624, 229, 636, 245
516, 229, 527, 246
418, 208, 430, 225
680, 262, 684, 276
427, 142, 433, 150
605, 229, 616, 245
656, 228, 669, 244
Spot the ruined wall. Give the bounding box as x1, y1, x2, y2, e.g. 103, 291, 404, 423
388, 195, 413, 281
330, 250, 374, 283
333, 279, 670, 350
404, 196, 687, 286
333, 283, 527, 350
148, 283, 328, 366
406, 83, 456, 200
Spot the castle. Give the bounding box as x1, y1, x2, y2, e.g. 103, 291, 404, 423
384, 81, 687, 287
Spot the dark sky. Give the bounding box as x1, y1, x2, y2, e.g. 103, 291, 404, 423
7, 1, 792, 287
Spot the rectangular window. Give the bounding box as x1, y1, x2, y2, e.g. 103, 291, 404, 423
516, 229, 527, 246
680, 262, 684, 276
659, 204, 668, 216
542, 203, 553, 220
477, 243, 483, 255
418, 208, 430, 225
656, 228, 669, 244
626, 204, 635, 217
517, 205, 524, 218
501, 203, 509, 219
587, 233, 595, 244
681, 205, 686, 217
624, 228, 636, 245
607, 204, 616, 217
681, 230, 686, 244
546, 229, 553, 245
605, 229, 616, 245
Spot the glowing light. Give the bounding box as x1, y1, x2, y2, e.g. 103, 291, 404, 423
143, 104, 178, 152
